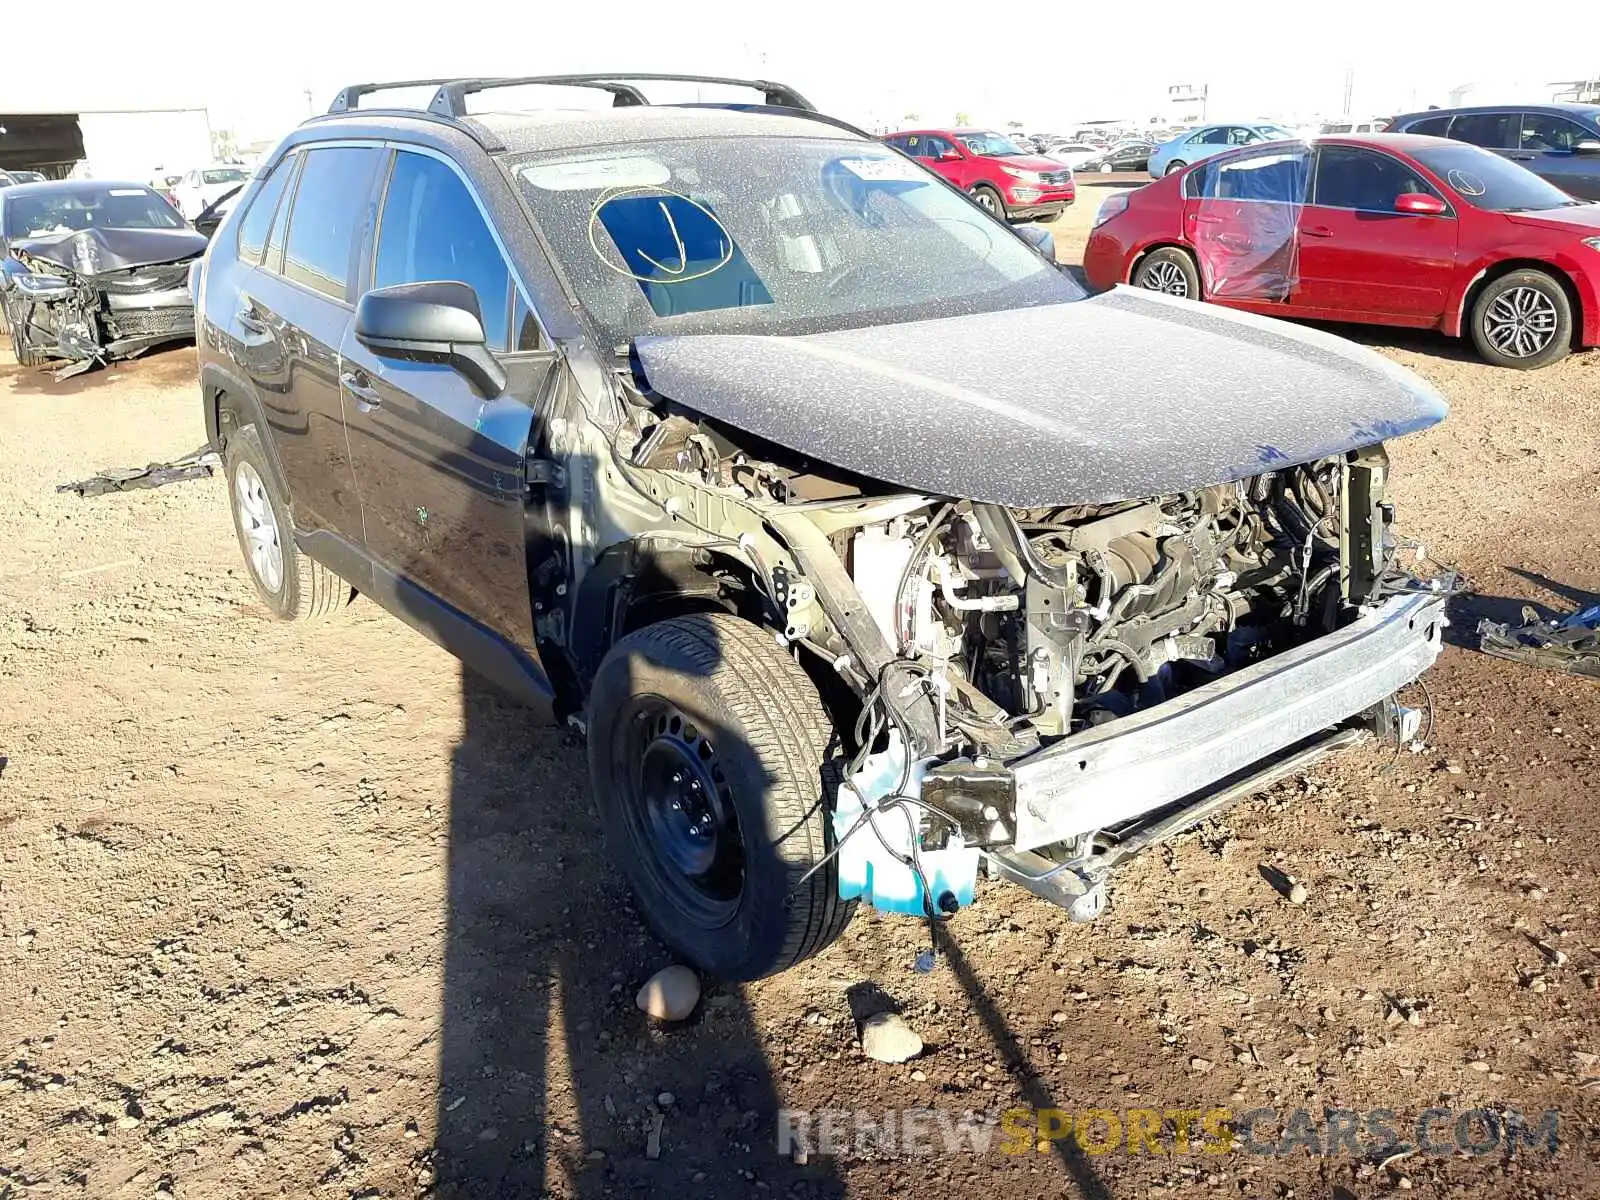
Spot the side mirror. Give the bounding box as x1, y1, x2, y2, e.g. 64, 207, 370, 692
1013, 224, 1057, 261
1394, 192, 1448, 216
355, 280, 507, 398
1575, 140, 1600, 154
939, 149, 963, 162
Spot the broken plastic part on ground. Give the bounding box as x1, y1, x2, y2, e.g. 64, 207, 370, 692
1479, 602, 1600, 678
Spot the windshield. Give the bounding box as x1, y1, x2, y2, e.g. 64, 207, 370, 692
3, 185, 186, 237
955, 131, 1027, 157
202, 168, 248, 185
1411, 144, 1583, 212
514, 137, 1081, 348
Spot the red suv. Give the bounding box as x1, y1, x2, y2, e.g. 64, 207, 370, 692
885, 128, 1076, 223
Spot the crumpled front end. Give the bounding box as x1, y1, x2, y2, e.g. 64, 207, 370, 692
6, 230, 197, 378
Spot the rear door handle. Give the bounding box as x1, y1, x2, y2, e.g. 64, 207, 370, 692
340, 371, 382, 407
1303, 226, 1334, 238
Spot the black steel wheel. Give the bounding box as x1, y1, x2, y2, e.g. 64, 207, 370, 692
588, 613, 853, 980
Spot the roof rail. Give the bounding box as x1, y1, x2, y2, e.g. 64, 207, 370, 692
328, 78, 463, 114
428, 73, 816, 117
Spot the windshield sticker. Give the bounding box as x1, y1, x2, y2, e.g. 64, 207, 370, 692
522, 157, 671, 192
837, 156, 927, 183
588, 187, 772, 317
1447, 169, 1486, 197
109, 188, 147, 197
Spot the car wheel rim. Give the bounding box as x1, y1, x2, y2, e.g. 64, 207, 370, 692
233, 461, 283, 593
1141, 260, 1190, 297
973, 190, 997, 212
619, 697, 744, 927
1485, 286, 1559, 358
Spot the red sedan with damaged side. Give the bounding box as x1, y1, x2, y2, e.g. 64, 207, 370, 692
1084, 133, 1600, 369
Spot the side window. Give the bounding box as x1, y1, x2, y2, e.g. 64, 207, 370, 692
1205, 148, 1308, 201
263, 154, 301, 274
924, 135, 955, 158
1192, 128, 1224, 145
281, 146, 382, 301
898, 134, 929, 159
1227, 127, 1257, 146
1409, 115, 1452, 137
374, 151, 514, 352
236, 156, 293, 268
1447, 112, 1517, 149
1314, 146, 1440, 211
1520, 113, 1594, 151
511, 292, 545, 351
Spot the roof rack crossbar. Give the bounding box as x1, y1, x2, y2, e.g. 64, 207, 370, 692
429, 77, 652, 117
329, 78, 464, 114
411, 73, 816, 118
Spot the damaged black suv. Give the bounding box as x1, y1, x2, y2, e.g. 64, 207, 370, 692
194, 74, 1452, 981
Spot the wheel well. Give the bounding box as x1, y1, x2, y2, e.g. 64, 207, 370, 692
573, 542, 863, 750
1460, 259, 1584, 346
1128, 242, 1199, 290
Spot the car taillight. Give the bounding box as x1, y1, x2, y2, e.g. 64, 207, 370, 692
1093, 192, 1130, 227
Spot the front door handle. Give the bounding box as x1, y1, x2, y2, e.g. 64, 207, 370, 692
237, 307, 268, 335
1507, 151, 1536, 160
340, 371, 382, 407
1303, 226, 1334, 238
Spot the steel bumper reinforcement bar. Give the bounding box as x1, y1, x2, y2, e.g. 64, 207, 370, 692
1006, 590, 1448, 854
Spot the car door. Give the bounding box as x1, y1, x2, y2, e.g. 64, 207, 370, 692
339, 147, 557, 652
234, 144, 382, 546
1294, 145, 1458, 320
1513, 112, 1600, 200
1183, 145, 1309, 301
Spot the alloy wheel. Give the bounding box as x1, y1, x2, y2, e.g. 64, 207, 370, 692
1484, 286, 1559, 359
1141, 260, 1190, 297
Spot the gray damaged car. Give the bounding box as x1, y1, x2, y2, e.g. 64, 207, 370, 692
197, 78, 1452, 982
2, 180, 203, 377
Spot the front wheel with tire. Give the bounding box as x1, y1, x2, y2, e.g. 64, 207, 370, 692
1133, 247, 1201, 299
1164, 160, 1188, 176
223, 422, 351, 620
588, 613, 853, 980
1469, 270, 1573, 370
969, 183, 1005, 218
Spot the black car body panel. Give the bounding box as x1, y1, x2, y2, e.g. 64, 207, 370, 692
635, 288, 1449, 506
1389, 103, 1600, 200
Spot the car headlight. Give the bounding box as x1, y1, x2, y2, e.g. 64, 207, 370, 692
1002, 167, 1045, 183
1584, 236, 1600, 252
1093, 192, 1130, 227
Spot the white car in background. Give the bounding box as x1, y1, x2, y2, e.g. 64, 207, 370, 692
1041, 142, 1101, 170
170, 165, 250, 220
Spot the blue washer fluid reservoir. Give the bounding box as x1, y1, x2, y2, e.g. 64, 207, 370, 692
833, 732, 979, 916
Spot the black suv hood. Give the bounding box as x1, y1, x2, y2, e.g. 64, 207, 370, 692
15, 226, 208, 275
634, 288, 1449, 506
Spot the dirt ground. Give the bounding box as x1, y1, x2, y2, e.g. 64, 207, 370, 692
3, 182, 1600, 1200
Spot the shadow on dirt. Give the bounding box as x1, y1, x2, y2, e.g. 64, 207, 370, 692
425, 660, 848, 1197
